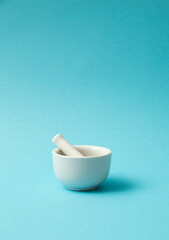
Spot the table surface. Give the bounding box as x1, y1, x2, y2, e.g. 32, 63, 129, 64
0, 1, 169, 239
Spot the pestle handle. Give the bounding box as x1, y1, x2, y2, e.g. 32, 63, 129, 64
52, 134, 84, 157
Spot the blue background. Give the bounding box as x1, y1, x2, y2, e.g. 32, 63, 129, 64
0, 0, 169, 239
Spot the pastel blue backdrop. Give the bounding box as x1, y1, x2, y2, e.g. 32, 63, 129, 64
0, 0, 169, 239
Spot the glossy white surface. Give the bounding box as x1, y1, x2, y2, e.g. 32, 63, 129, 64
52, 145, 112, 191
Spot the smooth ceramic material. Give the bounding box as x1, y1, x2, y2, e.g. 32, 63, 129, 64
52, 134, 84, 157
52, 145, 112, 191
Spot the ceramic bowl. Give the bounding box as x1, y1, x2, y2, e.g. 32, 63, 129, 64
52, 145, 112, 191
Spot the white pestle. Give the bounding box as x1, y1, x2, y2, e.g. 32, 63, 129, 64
52, 134, 84, 157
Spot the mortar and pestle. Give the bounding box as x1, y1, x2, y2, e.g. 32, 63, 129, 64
52, 134, 112, 191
